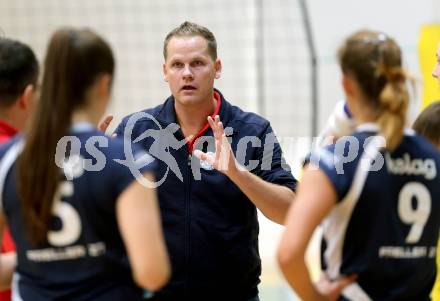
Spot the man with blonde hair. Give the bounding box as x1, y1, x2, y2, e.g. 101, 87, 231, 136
105, 21, 297, 300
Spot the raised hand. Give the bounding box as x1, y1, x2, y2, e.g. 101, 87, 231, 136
193, 115, 237, 175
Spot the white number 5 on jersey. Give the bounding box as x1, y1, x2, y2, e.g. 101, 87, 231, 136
48, 181, 82, 246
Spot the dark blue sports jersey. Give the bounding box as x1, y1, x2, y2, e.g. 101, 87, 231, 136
306, 123, 440, 301
0, 124, 156, 301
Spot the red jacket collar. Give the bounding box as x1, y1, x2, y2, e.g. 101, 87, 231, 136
187, 91, 222, 153
0, 119, 18, 142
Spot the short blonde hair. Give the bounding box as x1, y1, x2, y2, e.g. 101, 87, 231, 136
163, 21, 217, 60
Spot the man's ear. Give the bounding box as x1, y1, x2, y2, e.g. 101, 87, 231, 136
18, 84, 35, 109
214, 59, 222, 79
162, 63, 168, 82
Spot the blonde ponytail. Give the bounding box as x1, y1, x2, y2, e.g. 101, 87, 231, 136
376, 67, 409, 151
339, 30, 410, 151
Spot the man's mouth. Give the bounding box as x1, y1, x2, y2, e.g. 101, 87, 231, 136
182, 85, 196, 90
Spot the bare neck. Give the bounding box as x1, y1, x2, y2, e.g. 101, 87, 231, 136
175, 97, 217, 139
72, 105, 104, 128
353, 108, 376, 124
349, 97, 378, 125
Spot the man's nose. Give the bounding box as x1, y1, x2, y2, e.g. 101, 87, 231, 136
182, 65, 193, 79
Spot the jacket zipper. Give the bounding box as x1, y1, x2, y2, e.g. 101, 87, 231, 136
184, 152, 192, 296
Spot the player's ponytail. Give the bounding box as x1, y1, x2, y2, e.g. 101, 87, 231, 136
17, 28, 114, 245
338, 30, 409, 151
376, 65, 409, 150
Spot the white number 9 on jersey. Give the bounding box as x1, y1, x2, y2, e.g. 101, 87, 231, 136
398, 182, 432, 244
47, 181, 82, 246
